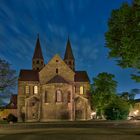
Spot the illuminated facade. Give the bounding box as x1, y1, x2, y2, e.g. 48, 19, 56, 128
129, 99, 140, 117
17, 35, 91, 122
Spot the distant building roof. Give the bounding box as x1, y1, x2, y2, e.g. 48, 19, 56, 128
47, 75, 69, 84
75, 71, 90, 82
135, 99, 140, 103
6, 94, 17, 109
18, 70, 90, 83
18, 69, 39, 81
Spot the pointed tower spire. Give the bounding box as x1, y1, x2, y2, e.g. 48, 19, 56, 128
64, 37, 75, 71
33, 34, 44, 60
64, 37, 74, 60
32, 34, 45, 71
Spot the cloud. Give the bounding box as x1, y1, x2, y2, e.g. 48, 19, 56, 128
47, 23, 67, 38
0, 0, 99, 71
71, 34, 99, 61
131, 89, 140, 94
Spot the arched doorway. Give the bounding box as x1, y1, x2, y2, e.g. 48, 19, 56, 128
26, 96, 40, 121
75, 97, 85, 120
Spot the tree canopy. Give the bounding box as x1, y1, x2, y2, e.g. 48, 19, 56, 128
0, 58, 17, 106
105, 0, 140, 82
104, 96, 130, 120
91, 72, 117, 118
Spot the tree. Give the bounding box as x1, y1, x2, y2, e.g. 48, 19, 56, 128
120, 92, 129, 100
119, 91, 135, 115
91, 72, 117, 118
105, 0, 140, 82
0, 58, 17, 105
104, 96, 130, 120
120, 91, 135, 100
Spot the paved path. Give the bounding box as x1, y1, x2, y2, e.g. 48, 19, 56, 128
0, 121, 140, 140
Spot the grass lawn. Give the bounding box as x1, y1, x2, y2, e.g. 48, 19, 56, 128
0, 120, 8, 124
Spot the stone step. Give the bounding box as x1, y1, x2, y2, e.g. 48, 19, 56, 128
0, 120, 140, 129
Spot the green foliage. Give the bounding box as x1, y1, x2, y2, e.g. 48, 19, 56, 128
120, 92, 129, 100
105, 1, 140, 81
93, 72, 117, 94
91, 72, 117, 118
104, 96, 130, 120
120, 90, 136, 108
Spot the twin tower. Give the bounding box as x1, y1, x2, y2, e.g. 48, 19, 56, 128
32, 35, 75, 71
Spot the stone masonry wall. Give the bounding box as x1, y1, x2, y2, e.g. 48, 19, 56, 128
39, 55, 75, 84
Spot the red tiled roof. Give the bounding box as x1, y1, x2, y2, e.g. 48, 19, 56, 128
18, 69, 39, 81
75, 71, 90, 82
18, 70, 90, 82
135, 99, 140, 103
6, 94, 17, 109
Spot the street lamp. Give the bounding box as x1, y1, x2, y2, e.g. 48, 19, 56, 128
134, 110, 139, 116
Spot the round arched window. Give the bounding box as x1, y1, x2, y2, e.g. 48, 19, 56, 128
34, 86, 38, 94
80, 86, 84, 95
56, 90, 62, 102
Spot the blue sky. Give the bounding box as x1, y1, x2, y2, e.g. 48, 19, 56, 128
0, 0, 140, 97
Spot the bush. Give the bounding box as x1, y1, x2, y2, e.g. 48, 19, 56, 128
104, 97, 130, 120
7, 114, 17, 123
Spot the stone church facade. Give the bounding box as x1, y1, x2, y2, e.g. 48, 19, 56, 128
17, 35, 91, 122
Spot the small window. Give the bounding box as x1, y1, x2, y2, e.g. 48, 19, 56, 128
80, 86, 84, 95
32, 102, 35, 106
56, 60, 59, 62
56, 90, 62, 102
75, 86, 76, 93
34, 86, 38, 94
25, 86, 30, 94
69, 61, 71, 65
33, 113, 35, 119
45, 91, 48, 103
36, 60, 39, 64
68, 92, 71, 103
56, 68, 58, 74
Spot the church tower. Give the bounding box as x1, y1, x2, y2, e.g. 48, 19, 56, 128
64, 37, 75, 71
32, 35, 44, 71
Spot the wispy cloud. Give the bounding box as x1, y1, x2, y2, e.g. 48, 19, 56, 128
47, 23, 67, 38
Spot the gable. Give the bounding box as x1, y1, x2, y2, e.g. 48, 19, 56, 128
39, 54, 75, 83
46, 75, 69, 84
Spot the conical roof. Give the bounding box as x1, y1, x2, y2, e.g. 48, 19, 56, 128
64, 37, 74, 60
32, 35, 44, 60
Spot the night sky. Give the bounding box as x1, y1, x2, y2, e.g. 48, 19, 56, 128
0, 0, 140, 98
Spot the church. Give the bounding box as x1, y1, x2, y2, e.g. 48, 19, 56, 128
17, 35, 91, 122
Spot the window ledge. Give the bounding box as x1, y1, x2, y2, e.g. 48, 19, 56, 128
56, 102, 63, 104
44, 103, 49, 105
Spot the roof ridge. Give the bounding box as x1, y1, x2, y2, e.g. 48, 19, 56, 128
47, 75, 69, 84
